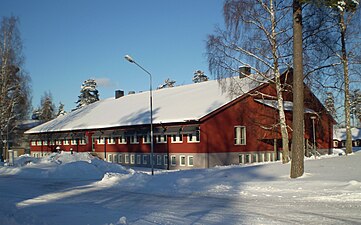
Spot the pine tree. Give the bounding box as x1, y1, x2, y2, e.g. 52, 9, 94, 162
39, 91, 55, 121
192, 70, 208, 83
56, 102, 66, 117
75, 79, 99, 109
325, 92, 336, 120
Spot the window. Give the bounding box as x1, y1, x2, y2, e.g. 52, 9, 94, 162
143, 134, 151, 144
37, 140, 42, 146
239, 154, 244, 164
130, 135, 139, 144
130, 154, 135, 164
259, 153, 264, 162
79, 139, 86, 145
180, 155, 186, 166
108, 154, 113, 162
97, 138, 105, 145
118, 135, 127, 144
234, 126, 246, 145
113, 154, 118, 163
188, 156, 194, 166
264, 153, 270, 162
64, 139, 70, 145
43, 140, 48, 146
125, 155, 130, 164
157, 155, 162, 165
164, 155, 168, 165
143, 155, 148, 165
245, 154, 251, 163
156, 135, 167, 143
333, 141, 338, 148
50, 140, 55, 146
71, 139, 77, 145
56, 140, 62, 145
171, 155, 176, 166
171, 134, 183, 143
252, 154, 258, 163
187, 131, 200, 143
31, 141, 36, 146
118, 154, 122, 164
107, 137, 116, 144
136, 155, 141, 164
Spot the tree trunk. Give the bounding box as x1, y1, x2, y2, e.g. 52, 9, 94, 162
340, 11, 353, 155
290, 0, 304, 178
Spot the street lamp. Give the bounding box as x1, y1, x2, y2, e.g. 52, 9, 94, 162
124, 55, 154, 175
310, 115, 317, 152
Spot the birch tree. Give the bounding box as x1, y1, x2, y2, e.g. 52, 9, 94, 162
206, 0, 293, 163
0, 16, 31, 161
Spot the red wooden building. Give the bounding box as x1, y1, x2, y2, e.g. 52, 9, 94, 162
25, 69, 335, 169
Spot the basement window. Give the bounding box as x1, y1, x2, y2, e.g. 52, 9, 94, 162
180, 155, 186, 166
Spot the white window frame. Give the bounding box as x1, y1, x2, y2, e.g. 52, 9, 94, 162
143, 134, 151, 144
56, 140, 62, 145
136, 155, 141, 164
130, 154, 135, 164
171, 155, 176, 166
157, 155, 162, 165
108, 154, 113, 162
188, 155, 194, 167
143, 155, 148, 165
125, 154, 130, 164
36, 140, 42, 146
118, 135, 127, 144
171, 134, 183, 143
239, 154, 244, 164
79, 138, 86, 145
252, 153, 258, 163
63, 139, 70, 145
43, 140, 48, 146
180, 155, 186, 166
31, 141, 36, 146
107, 137, 116, 145
333, 140, 338, 148
118, 154, 122, 164
71, 139, 77, 145
164, 155, 168, 165
245, 154, 251, 163
156, 135, 167, 143
187, 131, 200, 143
97, 137, 105, 145
130, 135, 139, 144
234, 126, 246, 145
50, 140, 55, 146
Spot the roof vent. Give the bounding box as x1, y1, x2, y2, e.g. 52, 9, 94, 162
128, 91, 136, 95
115, 90, 124, 99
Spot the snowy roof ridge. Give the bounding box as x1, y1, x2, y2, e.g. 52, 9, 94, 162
25, 75, 263, 134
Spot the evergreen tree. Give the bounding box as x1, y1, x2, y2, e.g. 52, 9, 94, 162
56, 102, 66, 117
350, 89, 361, 126
325, 92, 337, 120
192, 70, 208, 83
75, 79, 99, 109
39, 91, 55, 121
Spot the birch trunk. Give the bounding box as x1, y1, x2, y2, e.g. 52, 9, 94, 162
339, 11, 353, 155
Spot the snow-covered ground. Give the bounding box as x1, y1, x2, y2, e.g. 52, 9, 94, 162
1, 150, 360, 225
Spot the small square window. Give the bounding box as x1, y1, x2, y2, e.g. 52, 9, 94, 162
108, 137, 116, 144
63, 139, 70, 145
97, 138, 105, 145
37, 140, 42, 146
118, 135, 127, 144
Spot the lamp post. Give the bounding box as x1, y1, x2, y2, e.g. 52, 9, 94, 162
310, 115, 317, 152
124, 55, 154, 175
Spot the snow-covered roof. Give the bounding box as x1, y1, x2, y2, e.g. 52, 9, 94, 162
254, 99, 316, 114
26, 76, 263, 134
333, 128, 361, 141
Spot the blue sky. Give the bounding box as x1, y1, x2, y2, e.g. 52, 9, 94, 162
1, 0, 224, 112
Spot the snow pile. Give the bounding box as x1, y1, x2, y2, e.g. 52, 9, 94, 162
0, 152, 129, 179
